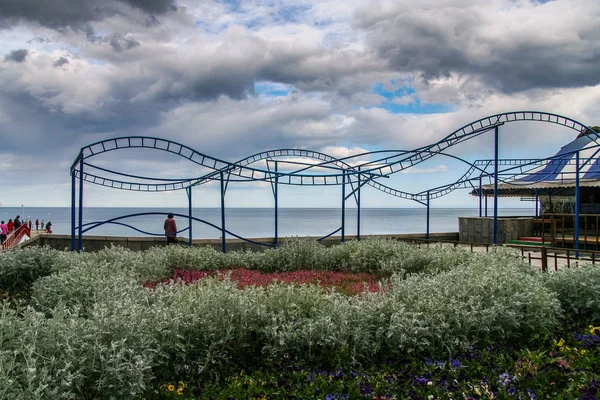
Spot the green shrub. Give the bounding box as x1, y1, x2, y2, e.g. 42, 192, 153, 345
541, 263, 600, 319
380, 250, 560, 357
2, 241, 596, 399
0, 246, 78, 297
0, 301, 160, 399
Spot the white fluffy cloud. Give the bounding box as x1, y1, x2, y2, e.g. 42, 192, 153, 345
0, 0, 598, 207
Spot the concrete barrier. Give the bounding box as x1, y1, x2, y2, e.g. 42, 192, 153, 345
458, 216, 533, 244
20, 232, 460, 252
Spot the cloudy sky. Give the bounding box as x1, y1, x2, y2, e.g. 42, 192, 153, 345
1, 0, 599, 209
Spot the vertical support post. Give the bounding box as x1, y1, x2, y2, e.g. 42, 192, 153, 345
78, 154, 84, 252
575, 151, 580, 257
357, 166, 361, 240
478, 177, 482, 217
71, 168, 76, 251
220, 171, 226, 253
274, 161, 279, 247
493, 126, 499, 245
341, 170, 345, 242
187, 187, 193, 247
485, 195, 488, 217
541, 246, 548, 272
535, 192, 539, 219
426, 191, 430, 239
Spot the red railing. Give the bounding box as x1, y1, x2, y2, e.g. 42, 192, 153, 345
1, 224, 31, 250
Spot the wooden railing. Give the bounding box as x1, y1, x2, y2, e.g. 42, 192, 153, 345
1, 224, 31, 251
505, 244, 599, 271
397, 237, 599, 272
536, 213, 600, 249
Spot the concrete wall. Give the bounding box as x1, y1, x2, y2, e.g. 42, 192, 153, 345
459, 217, 533, 244
20, 231, 460, 252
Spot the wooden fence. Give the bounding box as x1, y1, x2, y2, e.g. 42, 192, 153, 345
537, 213, 600, 249
399, 237, 598, 272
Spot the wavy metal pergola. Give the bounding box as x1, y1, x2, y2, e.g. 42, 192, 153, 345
70, 111, 599, 252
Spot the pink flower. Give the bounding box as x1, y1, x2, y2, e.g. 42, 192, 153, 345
144, 267, 388, 295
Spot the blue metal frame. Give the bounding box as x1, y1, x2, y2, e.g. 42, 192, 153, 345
493, 126, 499, 245
575, 151, 580, 256
69, 111, 599, 252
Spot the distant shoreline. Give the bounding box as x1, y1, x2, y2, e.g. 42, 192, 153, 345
1, 206, 534, 210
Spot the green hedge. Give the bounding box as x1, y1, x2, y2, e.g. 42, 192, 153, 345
1, 240, 599, 399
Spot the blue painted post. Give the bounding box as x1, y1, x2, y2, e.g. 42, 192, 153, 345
426, 191, 430, 239
78, 154, 84, 252
493, 126, 499, 245
575, 151, 580, 257
341, 170, 345, 242
357, 166, 361, 240
220, 171, 226, 253
478, 177, 482, 217
71, 168, 76, 251
274, 161, 279, 247
187, 187, 192, 247
485, 195, 488, 217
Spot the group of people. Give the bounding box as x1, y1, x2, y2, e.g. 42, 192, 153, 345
0, 216, 53, 244
3, 213, 183, 246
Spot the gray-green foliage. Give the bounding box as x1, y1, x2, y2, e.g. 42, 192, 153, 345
0, 240, 595, 399
541, 262, 600, 318
212, 238, 471, 275
0, 246, 79, 294
381, 250, 560, 356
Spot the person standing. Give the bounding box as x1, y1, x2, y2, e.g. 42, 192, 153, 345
35, 219, 39, 231
41, 220, 44, 232
14, 216, 21, 229
45, 221, 52, 234
164, 213, 178, 245
28, 219, 32, 230
7, 219, 14, 232
0, 221, 8, 244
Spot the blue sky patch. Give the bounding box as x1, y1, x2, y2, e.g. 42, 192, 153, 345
373, 82, 451, 114
254, 82, 293, 98
373, 83, 415, 100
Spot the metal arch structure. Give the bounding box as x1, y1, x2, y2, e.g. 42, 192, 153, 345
70, 110, 599, 252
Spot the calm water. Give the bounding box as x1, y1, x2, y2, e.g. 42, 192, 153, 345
1, 207, 535, 239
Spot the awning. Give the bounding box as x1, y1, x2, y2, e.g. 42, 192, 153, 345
473, 133, 600, 197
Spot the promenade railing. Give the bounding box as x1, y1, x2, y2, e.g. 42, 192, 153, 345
1, 224, 31, 251
397, 237, 599, 272
535, 213, 600, 249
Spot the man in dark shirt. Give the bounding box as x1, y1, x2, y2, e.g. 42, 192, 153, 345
14, 216, 22, 229
164, 213, 177, 244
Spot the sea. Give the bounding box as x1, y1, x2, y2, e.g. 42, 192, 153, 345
1, 207, 536, 239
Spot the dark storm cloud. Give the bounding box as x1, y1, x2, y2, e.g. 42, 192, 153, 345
109, 34, 141, 52
121, 0, 177, 14
0, 0, 177, 30
4, 49, 28, 63
53, 57, 69, 67
355, 1, 600, 93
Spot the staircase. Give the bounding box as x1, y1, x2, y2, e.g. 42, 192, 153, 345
508, 236, 550, 247
1, 224, 31, 251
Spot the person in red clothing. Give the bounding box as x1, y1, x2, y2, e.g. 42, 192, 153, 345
7, 219, 14, 233
163, 213, 178, 245
0, 221, 8, 244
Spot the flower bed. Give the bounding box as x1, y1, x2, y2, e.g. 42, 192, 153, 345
156, 320, 600, 399
145, 268, 386, 295
2, 240, 600, 399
